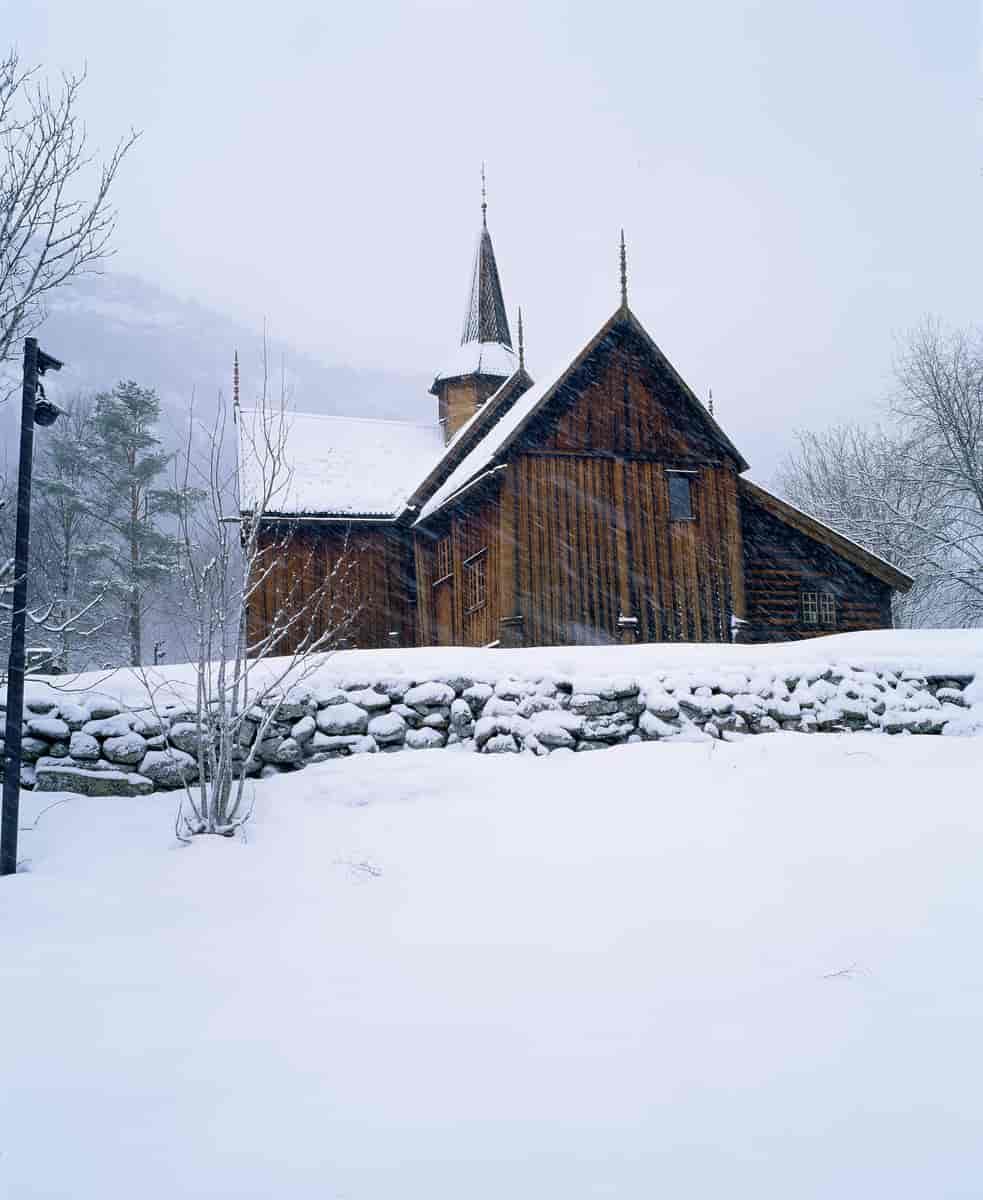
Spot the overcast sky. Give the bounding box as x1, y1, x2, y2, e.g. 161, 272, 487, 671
10, 0, 982, 480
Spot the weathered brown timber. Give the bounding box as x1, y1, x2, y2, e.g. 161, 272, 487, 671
740, 487, 894, 643
247, 522, 416, 655
415, 319, 748, 646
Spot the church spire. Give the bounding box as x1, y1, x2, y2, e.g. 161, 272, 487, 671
461, 166, 512, 348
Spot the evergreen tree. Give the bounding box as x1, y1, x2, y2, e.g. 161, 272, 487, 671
89, 381, 181, 665
30, 399, 114, 669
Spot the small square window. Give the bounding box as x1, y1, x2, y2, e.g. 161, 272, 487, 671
668, 473, 694, 521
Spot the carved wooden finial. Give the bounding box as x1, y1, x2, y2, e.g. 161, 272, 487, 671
481, 162, 487, 229
708, 386, 714, 417
233, 350, 240, 423
619, 229, 628, 311
517, 306, 524, 371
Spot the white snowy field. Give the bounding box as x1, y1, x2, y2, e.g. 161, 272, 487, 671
3, 731, 983, 1198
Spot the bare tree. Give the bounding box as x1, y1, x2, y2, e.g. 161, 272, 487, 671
0, 48, 138, 376
137, 366, 357, 839
775, 320, 983, 627
774, 422, 946, 626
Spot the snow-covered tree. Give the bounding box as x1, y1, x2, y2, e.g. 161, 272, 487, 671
28, 397, 113, 668
0, 48, 137, 380
88, 380, 182, 665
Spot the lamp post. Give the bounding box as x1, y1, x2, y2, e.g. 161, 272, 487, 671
1, 337, 64, 877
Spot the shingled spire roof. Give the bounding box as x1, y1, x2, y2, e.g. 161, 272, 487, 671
460, 169, 512, 348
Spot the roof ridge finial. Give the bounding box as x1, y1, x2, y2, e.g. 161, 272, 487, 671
708, 386, 714, 417
233, 349, 240, 423
517, 306, 524, 371
481, 162, 487, 228
619, 229, 628, 311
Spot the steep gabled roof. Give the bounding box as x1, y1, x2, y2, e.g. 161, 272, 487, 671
401, 366, 534, 521
739, 477, 914, 592
416, 305, 748, 523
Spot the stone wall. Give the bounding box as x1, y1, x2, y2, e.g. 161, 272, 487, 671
0, 664, 975, 797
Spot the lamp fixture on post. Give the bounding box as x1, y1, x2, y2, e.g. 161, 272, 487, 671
1, 338, 64, 877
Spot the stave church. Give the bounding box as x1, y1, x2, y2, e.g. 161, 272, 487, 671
240, 188, 912, 651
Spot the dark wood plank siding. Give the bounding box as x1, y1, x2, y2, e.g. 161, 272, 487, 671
414, 482, 503, 647
505, 454, 740, 644
740, 494, 893, 643
248, 522, 416, 653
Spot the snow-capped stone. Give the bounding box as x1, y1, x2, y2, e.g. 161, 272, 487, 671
462, 683, 494, 709
85, 699, 121, 720
580, 714, 635, 741
937, 687, 969, 708
432, 672, 474, 695
678, 695, 713, 722
346, 688, 391, 712
474, 715, 515, 749
404, 681, 455, 709
450, 698, 474, 728
422, 712, 448, 729
644, 691, 680, 720
349, 735, 378, 755
483, 695, 518, 718
406, 727, 445, 750
494, 677, 530, 701
20, 736, 50, 761
82, 714, 135, 739
273, 737, 303, 764
315, 703, 368, 736
167, 722, 202, 754
639, 711, 678, 740
35, 763, 153, 796
482, 732, 519, 753
291, 715, 317, 743
139, 748, 199, 787
57, 703, 88, 730
569, 694, 621, 717
26, 716, 70, 740
311, 733, 365, 752
25, 697, 58, 715
314, 687, 348, 708
367, 712, 407, 745
529, 709, 582, 749
102, 732, 149, 766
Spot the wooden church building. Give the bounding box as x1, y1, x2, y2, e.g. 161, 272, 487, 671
241, 193, 912, 651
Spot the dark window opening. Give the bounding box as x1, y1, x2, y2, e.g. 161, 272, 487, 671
668, 473, 694, 521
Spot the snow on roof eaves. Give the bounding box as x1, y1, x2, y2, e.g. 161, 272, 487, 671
433, 340, 517, 384
417, 306, 748, 524
740, 478, 915, 591
238, 408, 444, 518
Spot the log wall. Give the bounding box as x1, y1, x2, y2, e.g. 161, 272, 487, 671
740, 495, 893, 642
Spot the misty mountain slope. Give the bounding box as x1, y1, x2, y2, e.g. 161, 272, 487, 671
1, 271, 433, 452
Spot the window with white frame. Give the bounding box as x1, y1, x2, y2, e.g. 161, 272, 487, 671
802, 590, 836, 627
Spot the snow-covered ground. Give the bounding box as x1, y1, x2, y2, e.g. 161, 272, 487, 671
4, 729, 983, 1198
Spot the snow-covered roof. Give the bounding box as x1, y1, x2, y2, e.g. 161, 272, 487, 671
433, 340, 517, 384
238, 408, 444, 517
417, 306, 749, 523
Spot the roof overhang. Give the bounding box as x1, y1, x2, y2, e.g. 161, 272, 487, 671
739, 478, 914, 593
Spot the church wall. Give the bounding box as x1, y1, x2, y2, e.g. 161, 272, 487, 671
248, 522, 417, 654
739, 497, 893, 643
505, 453, 743, 645
490, 324, 746, 645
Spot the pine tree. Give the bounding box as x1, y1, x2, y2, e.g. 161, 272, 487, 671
89, 381, 181, 665
30, 399, 114, 669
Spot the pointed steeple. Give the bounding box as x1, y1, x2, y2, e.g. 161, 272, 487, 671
461, 167, 512, 348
